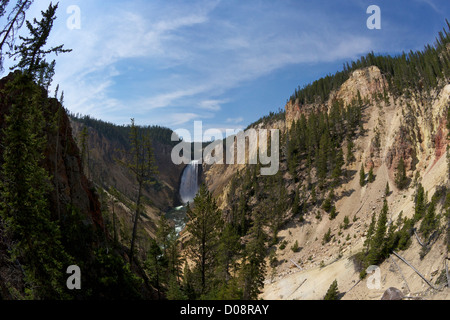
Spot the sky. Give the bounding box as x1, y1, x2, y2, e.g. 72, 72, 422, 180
1, 0, 450, 141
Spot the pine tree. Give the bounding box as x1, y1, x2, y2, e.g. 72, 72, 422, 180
9, 3, 71, 84
240, 210, 267, 300
117, 119, 158, 266
323, 279, 340, 300
0, 73, 71, 299
317, 133, 329, 188
368, 200, 389, 265
359, 164, 366, 187
368, 166, 375, 183
0, 0, 34, 73
79, 126, 90, 178
385, 182, 390, 197
420, 200, 438, 240
346, 138, 355, 165
292, 188, 300, 216
145, 238, 167, 300
364, 212, 377, 253
166, 275, 188, 300
0, 4, 72, 298
395, 158, 408, 190
186, 184, 223, 296
414, 183, 426, 221
331, 148, 344, 187
216, 223, 241, 283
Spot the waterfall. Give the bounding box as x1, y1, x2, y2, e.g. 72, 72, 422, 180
179, 160, 200, 204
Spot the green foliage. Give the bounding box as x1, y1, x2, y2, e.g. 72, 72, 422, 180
71, 113, 180, 148
117, 118, 159, 266
290, 20, 450, 104
368, 167, 375, 183
216, 223, 241, 284
419, 200, 439, 241
185, 184, 223, 297
385, 182, 390, 197
343, 216, 350, 230
323, 280, 340, 300
239, 210, 267, 300
367, 200, 389, 265
322, 228, 333, 245
346, 138, 355, 165
9, 3, 71, 86
395, 158, 408, 190
359, 164, 366, 187
89, 248, 143, 300
0, 73, 73, 299
322, 196, 333, 213
329, 206, 338, 220
414, 183, 426, 221
291, 240, 300, 253
291, 188, 300, 216
166, 276, 188, 300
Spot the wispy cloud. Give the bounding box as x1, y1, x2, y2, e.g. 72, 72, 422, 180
414, 0, 440, 13
198, 99, 228, 111
226, 117, 244, 124
13, 0, 436, 129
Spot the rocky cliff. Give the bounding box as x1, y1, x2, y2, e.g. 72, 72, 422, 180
285, 66, 387, 129
262, 73, 450, 300
203, 64, 449, 300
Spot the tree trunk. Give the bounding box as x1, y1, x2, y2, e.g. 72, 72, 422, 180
112, 200, 117, 244
129, 182, 142, 266
0, 0, 30, 51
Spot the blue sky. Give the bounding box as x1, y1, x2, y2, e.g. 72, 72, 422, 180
2, 0, 450, 141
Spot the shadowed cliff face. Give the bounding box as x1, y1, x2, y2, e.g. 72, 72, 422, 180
0, 72, 106, 299
69, 119, 186, 212
0, 72, 104, 230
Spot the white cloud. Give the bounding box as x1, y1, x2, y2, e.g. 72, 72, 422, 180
167, 113, 201, 126
198, 100, 227, 111
14, 0, 382, 129
226, 117, 244, 124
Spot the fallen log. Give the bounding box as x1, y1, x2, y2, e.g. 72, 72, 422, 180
390, 256, 411, 294
290, 259, 303, 271
345, 279, 361, 296
288, 278, 307, 298
445, 258, 449, 288
414, 228, 425, 247
392, 251, 437, 290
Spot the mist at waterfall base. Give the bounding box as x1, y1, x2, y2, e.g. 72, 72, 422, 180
165, 161, 200, 234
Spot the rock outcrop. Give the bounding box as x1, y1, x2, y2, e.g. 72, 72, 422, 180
285, 66, 387, 129
381, 287, 405, 300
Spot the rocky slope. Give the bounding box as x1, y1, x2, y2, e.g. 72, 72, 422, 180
265, 69, 449, 300
205, 65, 450, 300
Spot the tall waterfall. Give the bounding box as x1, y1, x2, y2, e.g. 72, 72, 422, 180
179, 160, 200, 204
